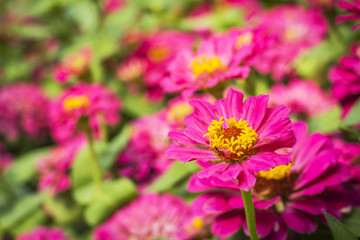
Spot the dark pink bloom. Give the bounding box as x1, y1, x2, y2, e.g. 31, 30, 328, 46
93, 194, 194, 240
49, 83, 122, 143
337, 0, 360, 30
117, 113, 172, 184
251, 6, 327, 81
16, 226, 70, 240
167, 89, 295, 191
188, 122, 350, 239
329, 44, 360, 117
103, 0, 124, 14
269, 79, 335, 118
53, 47, 92, 83
0, 83, 50, 141
162, 34, 251, 96
37, 138, 84, 195
129, 31, 195, 101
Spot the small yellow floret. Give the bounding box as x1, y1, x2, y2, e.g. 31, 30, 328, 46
192, 217, 204, 230
147, 46, 170, 63
204, 117, 258, 159
190, 55, 225, 78
258, 163, 292, 180
167, 102, 193, 125
62, 95, 90, 111
235, 32, 253, 49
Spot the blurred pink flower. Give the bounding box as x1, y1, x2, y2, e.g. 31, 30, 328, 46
162, 34, 251, 96
0, 83, 50, 141
251, 6, 327, 81
53, 47, 92, 83
49, 83, 121, 143
93, 194, 195, 240
117, 113, 172, 184
188, 122, 350, 239
103, 0, 124, 14
269, 79, 335, 118
329, 44, 360, 117
337, 0, 360, 30
16, 227, 70, 240
37, 138, 85, 195
167, 89, 296, 191
0, 142, 12, 172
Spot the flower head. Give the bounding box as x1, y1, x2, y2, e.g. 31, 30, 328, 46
269, 79, 335, 118
16, 227, 70, 240
0, 83, 50, 141
187, 122, 350, 239
162, 34, 251, 96
53, 47, 92, 83
37, 138, 84, 195
167, 89, 296, 191
50, 83, 121, 143
93, 194, 194, 240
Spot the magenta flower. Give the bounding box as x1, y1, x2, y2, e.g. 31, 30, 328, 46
117, 113, 172, 184
162, 34, 251, 96
250, 6, 327, 81
269, 79, 335, 118
53, 47, 92, 83
49, 83, 122, 143
337, 0, 360, 30
0, 83, 50, 141
167, 89, 296, 191
93, 194, 194, 240
188, 122, 350, 239
16, 227, 71, 240
37, 138, 85, 195
103, 0, 124, 14
329, 44, 360, 117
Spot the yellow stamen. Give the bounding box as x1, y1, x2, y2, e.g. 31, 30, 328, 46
147, 46, 170, 63
258, 163, 292, 180
62, 95, 90, 111
190, 55, 225, 78
203, 117, 258, 161
235, 32, 253, 49
192, 217, 204, 230
167, 102, 193, 126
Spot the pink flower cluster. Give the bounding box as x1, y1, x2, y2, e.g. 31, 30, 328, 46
0, 83, 50, 141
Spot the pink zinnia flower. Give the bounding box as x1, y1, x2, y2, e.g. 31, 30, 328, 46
49, 83, 121, 143
188, 122, 350, 239
16, 226, 70, 240
117, 113, 172, 184
251, 6, 327, 81
167, 89, 296, 191
337, 0, 360, 30
269, 79, 335, 118
0, 83, 50, 141
162, 34, 251, 96
329, 44, 360, 117
93, 194, 194, 240
37, 138, 85, 195
53, 47, 92, 83
103, 0, 124, 14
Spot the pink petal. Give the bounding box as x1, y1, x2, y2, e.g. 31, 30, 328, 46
288, 198, 326, 215
166, 145, 217, 163
168, 130, 198, 145
282, 208, 317, 233
241, 95, 269, 130
212, 210, 245, 239
244, 210, 276, 238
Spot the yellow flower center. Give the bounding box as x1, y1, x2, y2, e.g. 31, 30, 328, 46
147, 46, 170, 63
191, 217, 204, 230
258, 163, 292, 180
204, 117, 258, 161
167, 102, 193, 126
190, 55, 225, 78
62, 95, 90, 111
235, 32, 253, 49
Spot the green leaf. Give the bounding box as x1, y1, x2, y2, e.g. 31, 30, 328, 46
66, 0, 99, 33
325, 212, 357, 240
10, 25, 51, 39
43, 194, 82, 224
147, 161, 200, 193
99, 125, 132, 170
84, 178, 137, 226
0, 194, 44, 232
6, 147, 51, 183
343, 207, 360, 237
308, 105, 341, 133
9, 210, 47, 235
123, 93, 164, 117
340, 99, 360, 128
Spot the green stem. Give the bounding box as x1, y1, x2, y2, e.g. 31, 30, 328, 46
241, 189, 259, 240
84, 127, 103, 194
